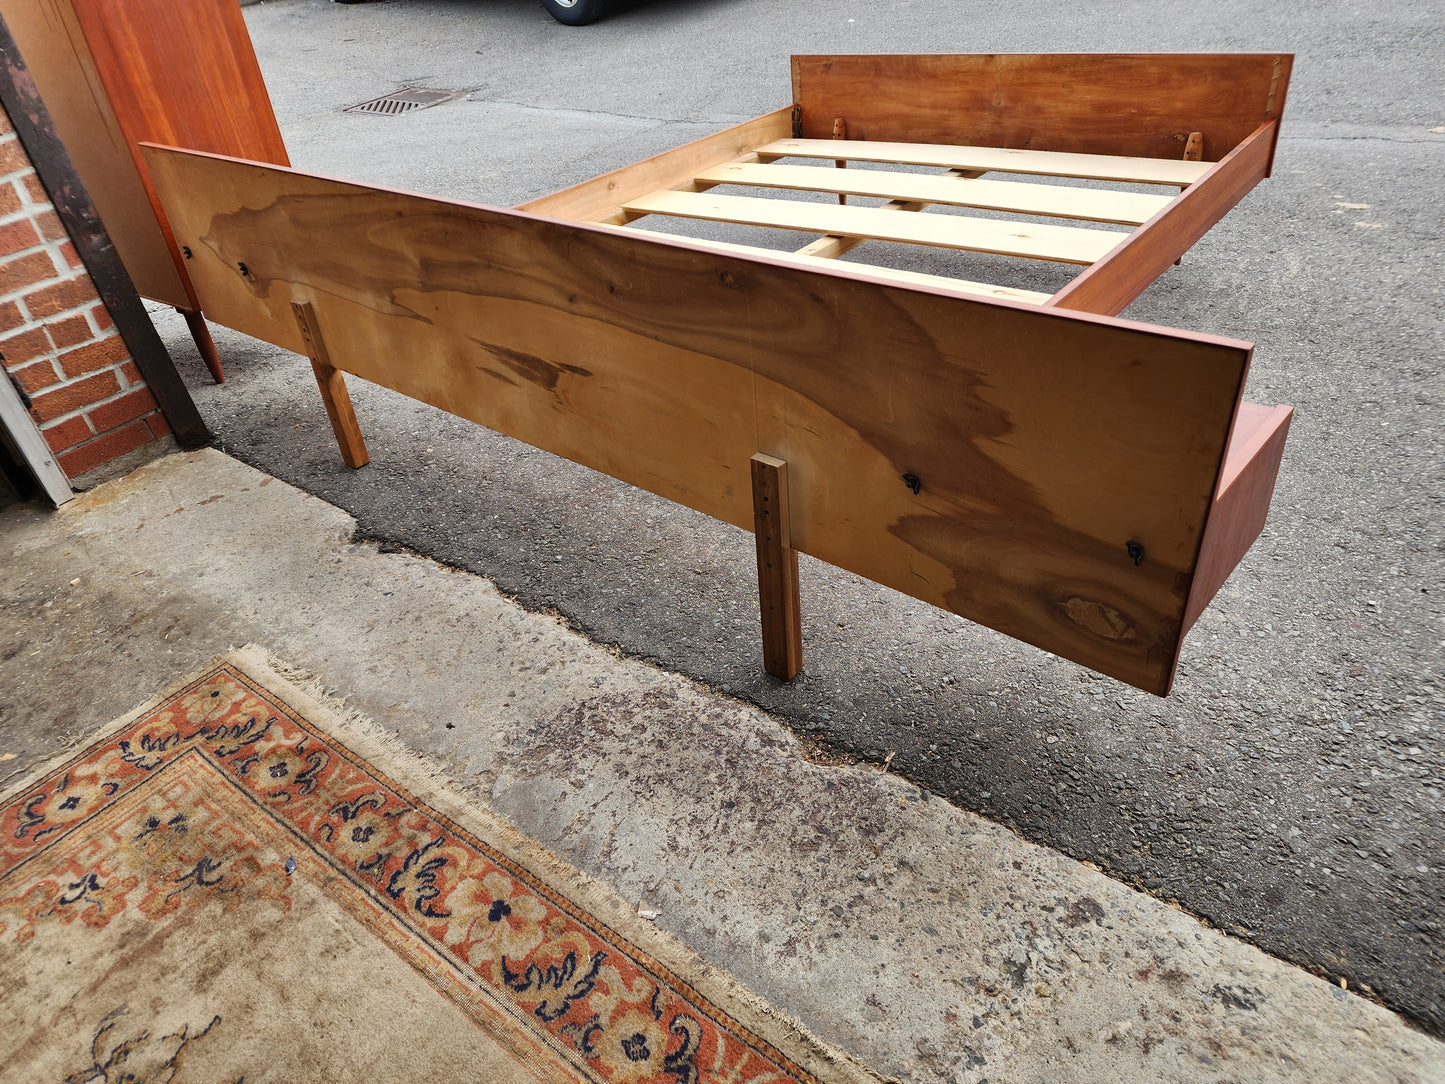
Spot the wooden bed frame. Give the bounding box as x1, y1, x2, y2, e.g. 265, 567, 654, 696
140, 53, 1295, 696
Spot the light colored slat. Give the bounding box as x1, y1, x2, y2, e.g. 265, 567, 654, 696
792, 170, 982, 259
1048, 122, 1277, 316
796, 196, 930, 259
696, 161, 1173, 225
632, 233, 1052, 304
795, 234, 865, 259
756, 138, 1213, 187
621, 190, 1127, 265
518, 108, 793, 223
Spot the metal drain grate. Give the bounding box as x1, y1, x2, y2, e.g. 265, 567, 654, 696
343, 87, 461, 116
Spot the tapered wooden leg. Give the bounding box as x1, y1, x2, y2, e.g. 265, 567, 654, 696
751, 453, 802, 680
291, 301, 369, 469
179, 308, 224, 383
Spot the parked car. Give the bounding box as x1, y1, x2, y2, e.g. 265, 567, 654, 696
334, 0, 611, 25
542, 0, 610, 23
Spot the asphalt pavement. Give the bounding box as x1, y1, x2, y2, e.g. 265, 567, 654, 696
155, 0, 1443, 1036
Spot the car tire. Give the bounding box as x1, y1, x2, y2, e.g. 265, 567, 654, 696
542, 0, 610, 25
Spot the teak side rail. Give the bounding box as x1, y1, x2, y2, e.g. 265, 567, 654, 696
142, 53, 1295, 697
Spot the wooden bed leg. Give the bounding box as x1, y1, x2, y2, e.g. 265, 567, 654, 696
291, 301, 370, 469
179, 308, 225, 384
751, 453, 802, 680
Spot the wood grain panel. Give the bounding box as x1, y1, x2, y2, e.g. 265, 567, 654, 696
621, 190, 1127, 264
69, 0, 288, 164
0, 0, 189, 306
66, 0, 289, 304
517, 108, 794, 224
758, 138, 1211, 187
697, 162, 1173, 225
144, 145, 1259, 694
1047, 122, 1276, 316
791, 54, 1293, 165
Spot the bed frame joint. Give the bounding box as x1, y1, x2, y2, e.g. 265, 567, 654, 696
1183, 131, 1204, 161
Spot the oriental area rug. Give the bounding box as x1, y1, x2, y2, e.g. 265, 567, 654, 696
0, 648, 883, 1084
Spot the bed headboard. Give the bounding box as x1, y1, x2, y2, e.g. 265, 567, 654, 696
791, 53, 1292, 168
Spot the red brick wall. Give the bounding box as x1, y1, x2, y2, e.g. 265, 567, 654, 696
0, 103, 169, 481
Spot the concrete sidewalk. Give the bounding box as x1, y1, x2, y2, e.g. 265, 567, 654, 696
1, 448, 1440, 1082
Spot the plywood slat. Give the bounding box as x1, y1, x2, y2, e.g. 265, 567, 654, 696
696, 161, 1173, 225
518, 107, 794, 224
622, 190, 1128, 265
757, 138, 1213, 187
635, 232, 1052, 303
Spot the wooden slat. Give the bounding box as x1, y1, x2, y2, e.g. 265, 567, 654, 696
630, 233, 1052, 304
144, 144, 1259, 695
758, 138, 1212, 187
518, 108, 794, 224
622, 190, 1127, 265
697, 162, 1174, 225
791, 54, 1293, 165
795, 197, 927, 260
1047, 122, 1277, 316
791, 166, 990, 260
751, 454, 803, 679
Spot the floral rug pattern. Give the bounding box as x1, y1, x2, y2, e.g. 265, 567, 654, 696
0, 661, 837, 1084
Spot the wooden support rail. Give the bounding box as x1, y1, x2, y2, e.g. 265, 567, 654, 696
518, 107, 795, 224
621, 190, 1129, 265
756, 138, 1214, 187
1047, 122, 1279, 315
696, 162, 1173, 226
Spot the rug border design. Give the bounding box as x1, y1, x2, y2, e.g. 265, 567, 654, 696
2, 646, 889, 1084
